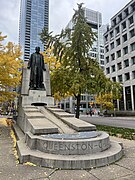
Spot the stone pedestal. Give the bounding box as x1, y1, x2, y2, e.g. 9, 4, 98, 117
20, 65, 54, 107
21, 64, 52, 96
21, 90, 54, 107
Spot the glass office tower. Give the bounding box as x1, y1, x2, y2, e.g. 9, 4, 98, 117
19, 0, 49, 61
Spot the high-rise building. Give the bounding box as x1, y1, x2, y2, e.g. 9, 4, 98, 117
19, 0, 49, 61
60, 8, 106, 114
104, 0, 135, 111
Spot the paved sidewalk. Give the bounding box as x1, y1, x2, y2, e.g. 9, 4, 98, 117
0, 117, 135, 180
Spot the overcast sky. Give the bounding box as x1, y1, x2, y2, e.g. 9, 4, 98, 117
0, 0, 131, 44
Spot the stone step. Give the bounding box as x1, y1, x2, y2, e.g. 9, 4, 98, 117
61, 117, 96, 131
48, 108, 64, 112
46, 107, 96, 132
47, 107, 74, 117
25, 131, 110, 155
54, 111, 75, 117
26, 118, 59, 135
24, 108, 40, 112
23, 106, 37, 109
25, 112, 45, 118
17, 139, 123, 169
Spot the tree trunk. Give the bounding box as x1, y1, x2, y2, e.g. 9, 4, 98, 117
76, 94, 81, 119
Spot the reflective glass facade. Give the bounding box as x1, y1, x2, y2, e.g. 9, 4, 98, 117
19, 0, 49, 61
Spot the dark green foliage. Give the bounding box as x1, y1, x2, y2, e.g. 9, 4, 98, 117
97, 125, 135, 140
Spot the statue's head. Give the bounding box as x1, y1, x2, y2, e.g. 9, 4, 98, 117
35, 47, 40, 53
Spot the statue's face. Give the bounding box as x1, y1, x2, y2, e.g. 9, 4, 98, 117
35, 47, 40, 53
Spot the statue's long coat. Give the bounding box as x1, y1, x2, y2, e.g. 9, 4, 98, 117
28, 53, 45, 88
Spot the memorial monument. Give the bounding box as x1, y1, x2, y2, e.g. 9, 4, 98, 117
15, 47, 124, 169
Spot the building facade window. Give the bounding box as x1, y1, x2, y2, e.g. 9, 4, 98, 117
118, 13, 122, 22
130, 28, 135, 38
66, 103, 70, 108
106, 56, 109, 63
131, 56, 135, 65
111, 65, 115, 72
123, 33, 127, 42
125, 72, 130, 81
112, 77, 116, 82
81, 96, 86, 101
124, 59, 129, 67
100, 60, 104, 65
112, 18, 116, 26
118, 75, 123, 82
110, 31, 114, 38
124, 8, 129, 16
105, 45, 109, 52
122, 21, 126, 30
123, 46, 128, 55
117, 50, 121, 58
106, 67, 110, 74
131, 2, 135, 12
100, 49, 104, 53
131, 42, 135, 51
111, 53, 115, 61
117, 62, 122, 70
110, 42, 114, 49
128, 15, 134, 25
116, 38, 120, 46
104, 34, 108, 42
115, 26, 120, 35
100, 54, 104, 59
132, 70, 135, 79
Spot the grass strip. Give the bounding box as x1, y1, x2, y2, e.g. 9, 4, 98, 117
96, 125, 135, 140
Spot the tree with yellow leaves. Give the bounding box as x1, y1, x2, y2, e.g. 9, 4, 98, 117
0, 32, 23, 103
95, 81, 122, 111
42, 47, 63, 103
95, 93, 114, 110
42, 47, 61, 72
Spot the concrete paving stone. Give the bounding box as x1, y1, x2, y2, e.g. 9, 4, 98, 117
49, 170, 98, 180
124, 147, 135, 158
0, 155, 16, 166
110, 136, 135, 149
0, 163, 53, 180
89, 164, 133, 180
115, 174, 135, 180
115, 157, 135, 171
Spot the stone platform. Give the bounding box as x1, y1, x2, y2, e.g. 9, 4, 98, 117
15, 105, 124, 169
15, 125, 123, 169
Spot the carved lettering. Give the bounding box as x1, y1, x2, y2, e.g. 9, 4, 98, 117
81, 143, 87, 150
43, 141, 108, 152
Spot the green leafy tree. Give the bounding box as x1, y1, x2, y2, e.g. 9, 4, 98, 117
40, 3, 121, 118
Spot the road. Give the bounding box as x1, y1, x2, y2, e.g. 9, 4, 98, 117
80, 115, 135, 129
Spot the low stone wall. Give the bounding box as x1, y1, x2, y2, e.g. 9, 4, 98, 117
25, 131, 110, 155
104, 110, 135, 117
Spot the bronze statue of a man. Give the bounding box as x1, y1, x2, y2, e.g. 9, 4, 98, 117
27, 47, 46, 90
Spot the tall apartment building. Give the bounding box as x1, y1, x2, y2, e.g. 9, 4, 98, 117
104, 0, 135, 111
19, 0, 49, 61
60, 8, 106, 113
